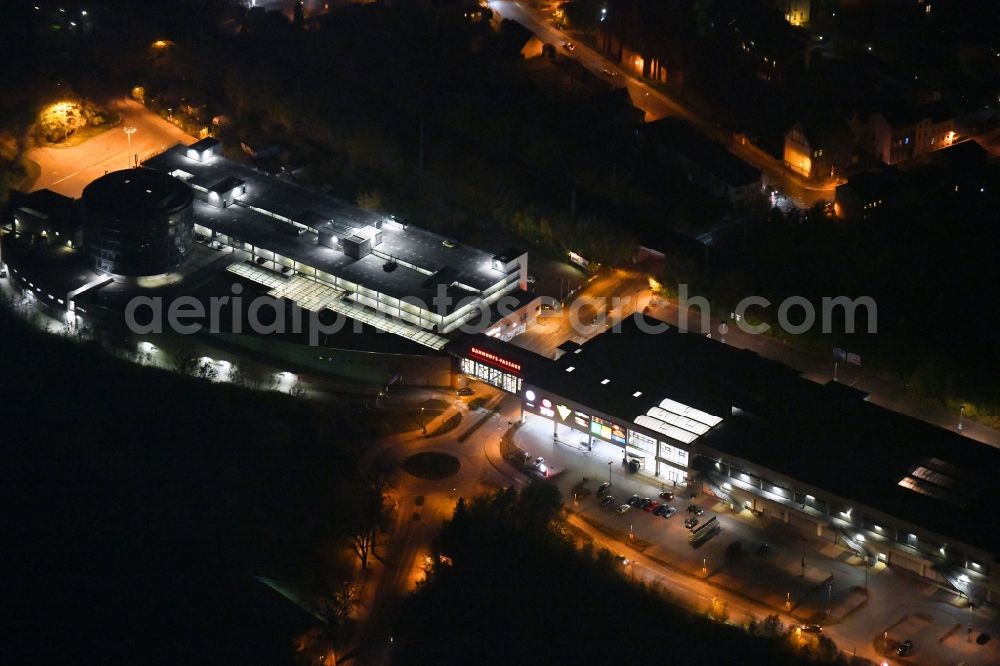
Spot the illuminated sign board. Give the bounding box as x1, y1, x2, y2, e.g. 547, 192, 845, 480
539, 398, 555, 418
574, 411, 590, 429
468, 346, 521, 374
556, 404, 572, 421
591, 416, 626, 444
568, 250, 590, 268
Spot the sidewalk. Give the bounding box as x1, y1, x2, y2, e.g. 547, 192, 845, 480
508, 411, 1000, 666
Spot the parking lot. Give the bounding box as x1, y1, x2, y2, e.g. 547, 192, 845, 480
501, 401, 1000, 665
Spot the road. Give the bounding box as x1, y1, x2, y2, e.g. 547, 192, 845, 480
514, 407, 1000, 666
347, 388, 523, 666
27, 97, 195, 198
513, 268, 647, 357
488, 0, 837, 208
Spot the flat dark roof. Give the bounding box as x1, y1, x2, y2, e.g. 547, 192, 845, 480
82, 168, 193, 220
476, 316, 1000, 555
187, 200, 480, 313
494, 247, 524, 263
703, 395, 1000, 555
145, 145, 506, 294
188, 136, 220, 153
209, 176, 245, 194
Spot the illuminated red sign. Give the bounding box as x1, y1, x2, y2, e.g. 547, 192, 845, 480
468, 346, 521, 374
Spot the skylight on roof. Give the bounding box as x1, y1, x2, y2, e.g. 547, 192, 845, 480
565, 366, 575, 373
633, 391, 643, 397
574, 348, 582, 354
601, 378, 610, 385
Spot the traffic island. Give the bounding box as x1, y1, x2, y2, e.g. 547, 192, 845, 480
401, 452, 460, 480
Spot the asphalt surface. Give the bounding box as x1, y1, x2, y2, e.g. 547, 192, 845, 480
515, 408, 1000, 666
27, 97, 195, 198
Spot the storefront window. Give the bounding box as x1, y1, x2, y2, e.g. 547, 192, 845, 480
658, 442, 689, 467
462, 357, 522, 394
627, 430, 657, 455
591, 416, 626, 444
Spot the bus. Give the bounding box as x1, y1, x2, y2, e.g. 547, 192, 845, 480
689, 516, 721, 546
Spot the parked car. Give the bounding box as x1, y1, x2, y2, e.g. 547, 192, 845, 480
657, 506, 677, 518
562, 41, 576, 51
643, 500, 661, 513
600, 495, 616, 507
687, 504, 704, 515
756, 543, 770, 555
456, 387, 474, 396
627, 494, 643, 507
441, 239, 458, 248
597, 482, 612, 496
896, 639, 913, 656
801, 624, 823, 634
658, 491, 674, 500
638, 497, 653, 509
617, 504, 631, 514
684, 517, 699, 529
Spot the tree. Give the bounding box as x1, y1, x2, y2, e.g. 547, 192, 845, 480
757, 613, 783, 638
348, 473, 390, 570
815, 635, 839, 662
196, 361, 219, 381
319, 581, 358, 643
288, 378, 307, 398
515, 479, 563, 530
228, 365, 248, 388
356, 189, 383, 212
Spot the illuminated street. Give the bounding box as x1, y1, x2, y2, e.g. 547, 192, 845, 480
27, 97, 195, 198
506, 400, 1000, 666
5, 1, 1000, 663
488, 0, 839, 207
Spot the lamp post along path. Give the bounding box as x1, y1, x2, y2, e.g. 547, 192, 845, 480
123, 126, 137, 168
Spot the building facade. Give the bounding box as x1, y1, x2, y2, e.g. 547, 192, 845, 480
451, 320, 1000, 605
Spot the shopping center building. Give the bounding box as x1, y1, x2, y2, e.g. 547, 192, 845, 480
1, 139, 538, 354
451, 316, 1000, 604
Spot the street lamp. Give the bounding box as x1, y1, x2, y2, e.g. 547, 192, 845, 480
958, 404, 966, 431
421, 406, 426, 434
123, 126, 137, 167
607, 460, 612, 485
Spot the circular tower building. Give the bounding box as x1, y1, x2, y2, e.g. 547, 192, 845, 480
83, 168, 194, 276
